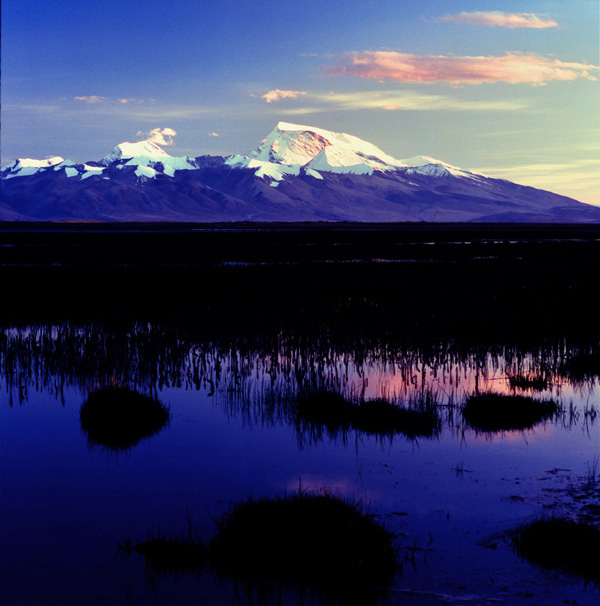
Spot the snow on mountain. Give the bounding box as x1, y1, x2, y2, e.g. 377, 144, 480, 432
101, 140, 171, 164
226, 121, 409, 181
398, 154, 491, 181
306, 147, 376, 175
101, 138, 200, 178
2, 136, 202, 184
2, 156, 65, 179
2, 123, 481, 186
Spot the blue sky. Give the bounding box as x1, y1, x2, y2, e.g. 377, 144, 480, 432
2, 0, 598, 204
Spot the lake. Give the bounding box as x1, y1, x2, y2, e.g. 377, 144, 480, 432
1, 224, 599, 605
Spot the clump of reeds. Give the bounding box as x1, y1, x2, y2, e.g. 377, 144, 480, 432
124, 490, 397, 602
462, 392, 558, 432
296, 389, 354, 434
80, 385, 170, 451
208, 490, 397, 600
512, 518, 600, 583
353, 398, 441, 439
295, 389, 441, 440
508, 374, 548, 391
559, 353, 600, 382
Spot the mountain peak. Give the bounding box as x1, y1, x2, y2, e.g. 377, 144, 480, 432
246, 122, 407, 172
101, 139, 171, 165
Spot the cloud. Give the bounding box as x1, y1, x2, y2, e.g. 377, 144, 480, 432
280, 90, 526, 115
137, 127, 177, 146
261, 89, 307, 103
473, 159, 600, 205
73, 95, 106, 103
208, 132, 220, 137
323, 52, 598, 85
435, 11, 558, 28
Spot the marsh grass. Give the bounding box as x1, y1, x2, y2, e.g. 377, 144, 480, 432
295, 389, 441, 440
586, 456, 599, 488
508, 374, 548, 391
124, 490, 397, 603
295, 389, 354, 434
559, 353, 600, 382
80, 385, 170, 451
462, 392, 559, 432
512, 518, 600, 583
208, 490, 397, 602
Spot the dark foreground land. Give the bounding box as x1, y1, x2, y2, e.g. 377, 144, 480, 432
2, 222, 600, 342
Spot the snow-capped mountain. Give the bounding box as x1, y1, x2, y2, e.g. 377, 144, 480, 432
2, 123, 599, 223
226, 121, 408, 177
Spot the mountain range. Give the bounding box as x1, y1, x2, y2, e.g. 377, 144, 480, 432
2, 122, 599, 223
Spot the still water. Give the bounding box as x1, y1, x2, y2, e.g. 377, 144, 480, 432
1, 323, 599, 605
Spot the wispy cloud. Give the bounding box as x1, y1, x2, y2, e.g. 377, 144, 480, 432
73, 95, 106, 104
435, 11, 558, 29
473, 159, 600, 205
279, 90, 527, 115
323, 52, 598, 84
262, 89, 307, 103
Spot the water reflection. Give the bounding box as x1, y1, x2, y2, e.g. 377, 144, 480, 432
2, 321, 599, 606
2, 322, 597, 440
80, 385, 170, 453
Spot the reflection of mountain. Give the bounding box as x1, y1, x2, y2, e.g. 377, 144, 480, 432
3, 122, 599, 222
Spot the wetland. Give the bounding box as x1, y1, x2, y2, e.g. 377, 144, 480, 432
1, 223, 599, 605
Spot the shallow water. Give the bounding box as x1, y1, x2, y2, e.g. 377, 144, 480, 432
1, 324, 599, 605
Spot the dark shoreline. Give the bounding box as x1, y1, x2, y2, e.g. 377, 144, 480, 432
2, 221, 599, 344
2, 220, 600, 237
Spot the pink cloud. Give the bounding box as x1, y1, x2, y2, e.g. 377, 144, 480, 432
323, 52, 598, 85
436, 11, 558, 28
262, 89, 307, 103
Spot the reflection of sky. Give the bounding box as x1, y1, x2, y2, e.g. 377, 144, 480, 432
2, 325, 599, 604
1, 349, 599, 604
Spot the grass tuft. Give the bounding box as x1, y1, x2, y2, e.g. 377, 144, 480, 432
462, 392, 558, 432
80, 385, 170, 451
512, 518, 600, 583
209, 491, 397, 600
296, 389, 354, 434
295, 389, 441, 440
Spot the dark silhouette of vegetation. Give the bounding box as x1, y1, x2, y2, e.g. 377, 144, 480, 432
462, 392, 559, 432
123, 490, 397, 603
512, 518, 600, 583
80, 385, 170, 451
295, 389, 441, 440
295, 390, 354, 434
209, 490, 397, 603
508, 374, 548, 391
559, 353, 600, 382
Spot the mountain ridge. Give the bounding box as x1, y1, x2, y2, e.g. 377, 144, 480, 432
2, 122, 599, 223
